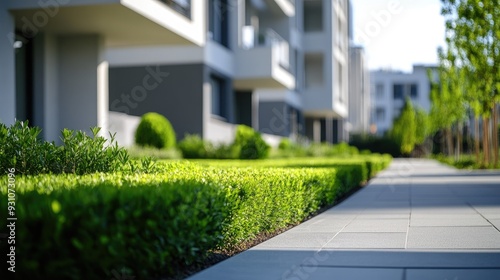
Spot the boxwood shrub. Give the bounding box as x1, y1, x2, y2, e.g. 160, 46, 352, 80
0, 156, 392, 279
135, 112, 176, 149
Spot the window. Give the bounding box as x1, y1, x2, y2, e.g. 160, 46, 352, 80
294, 49, 301, 91
410, 84, 418, 99
209, 0, 230, 48
375, 83, 384, 99
304, 0, 323, 32
338, 62, 344, 102
210, 75, 225, 117
305, 53, 324, 88
163, 0, 191, 18
393, 84, 404, 100
375, 108, 386, 122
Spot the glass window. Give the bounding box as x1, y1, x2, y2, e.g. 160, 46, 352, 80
305, 54, 324, 88
410, 84, 418, 99
375, 84, 384, 98
210, 75, 225, 117
393, 84, 404, 100
376, 108, 386, 122
304, 0, 323, 32
209, 0, 230, 48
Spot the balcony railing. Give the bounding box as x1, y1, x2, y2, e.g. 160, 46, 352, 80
242, 27, 290, 70
160, 0, 191, 19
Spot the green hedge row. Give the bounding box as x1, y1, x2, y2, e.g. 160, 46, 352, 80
0, 156, 391, 279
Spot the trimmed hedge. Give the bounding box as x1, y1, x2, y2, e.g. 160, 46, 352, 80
135, 112, 176, 149
0, 156, 391, 279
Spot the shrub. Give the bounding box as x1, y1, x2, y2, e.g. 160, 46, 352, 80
0, 121, 129, 175
178, 135, 238, 159
349, 134, 402, 157
127, 145, 181, 160
278, 138, 292, 150
135, 112, 176, 149
233, 125, 270, 159
178, 134, 213, 159
0, 155, 392, 279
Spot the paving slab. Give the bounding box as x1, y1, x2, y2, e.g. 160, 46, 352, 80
325, 232, 407, 249
405, 269, 500, 280
188, 159, 500, 280
342, 219, 408, 232
410, 217, 491, 227
407, 226, 500, 249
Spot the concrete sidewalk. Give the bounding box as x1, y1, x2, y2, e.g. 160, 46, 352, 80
189, 159, 500, 280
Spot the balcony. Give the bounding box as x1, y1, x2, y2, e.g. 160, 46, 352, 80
264, 0, 295, 17
235, 28, 295, 90
7, 0, 204, 46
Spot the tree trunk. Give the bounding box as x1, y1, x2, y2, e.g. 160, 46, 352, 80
493, 104, 499, 167
446, 127, 453, 157
475, 116, 480, 162
456, 122, 462, 160
483, 117, 490, 167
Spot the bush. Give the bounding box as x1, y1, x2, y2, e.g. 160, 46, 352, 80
278, 138, 292, 150
0, 172, 227, 279
0, 121, 129, 175
135, 113, 176, 149
233, 125, 270, 159
0, 155, 392, 279
178, 135, 238, 159
127, 146, 181, 160
349, 134, 402, 157
178, 134, 212, 159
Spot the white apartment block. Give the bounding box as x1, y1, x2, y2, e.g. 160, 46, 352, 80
348, 45, 370, 135
1, 0, 352, 146
1, 0, 206, 143
370, 65, 436, 136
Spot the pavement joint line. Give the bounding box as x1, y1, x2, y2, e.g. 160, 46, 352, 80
404, 183, 413, 249
298, 265, 500, 270
466, 202, 500, 233
410, 225, 493, 228
318, 211, 361, 250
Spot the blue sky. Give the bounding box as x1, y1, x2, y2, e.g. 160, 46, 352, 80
351, 0, 446, 72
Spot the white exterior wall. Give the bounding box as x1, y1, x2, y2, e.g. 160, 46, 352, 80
57, 35, 108, 139
0, 4, 16, 125
371, 65, 434, 135
302, 0, 349, 120
348, 46, 370, 134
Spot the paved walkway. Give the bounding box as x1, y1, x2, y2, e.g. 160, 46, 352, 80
189, 159, 500, 280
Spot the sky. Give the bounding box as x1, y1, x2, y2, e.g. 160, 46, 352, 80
351, 0, 446, 72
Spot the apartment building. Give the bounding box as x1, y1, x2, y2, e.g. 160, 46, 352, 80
1, 0, 351, 146
108, 0, 350, 145
370, 65, 436, 136
1, 0, 205, 143
302, 0, 350, 143
347, 45, 370, 136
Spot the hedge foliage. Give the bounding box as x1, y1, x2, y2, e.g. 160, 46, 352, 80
0, 121, 129, 175
135, 112, 176, 149
0, 156, 391, 279
178, 125, 270, 160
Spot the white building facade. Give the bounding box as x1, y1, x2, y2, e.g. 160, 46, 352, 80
370, 65, 435, 136
347, 45, 370, 136
2, 0, 352, 146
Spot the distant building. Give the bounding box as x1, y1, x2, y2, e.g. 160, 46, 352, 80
348, 45, 370, 136
370, 65, 437, 136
